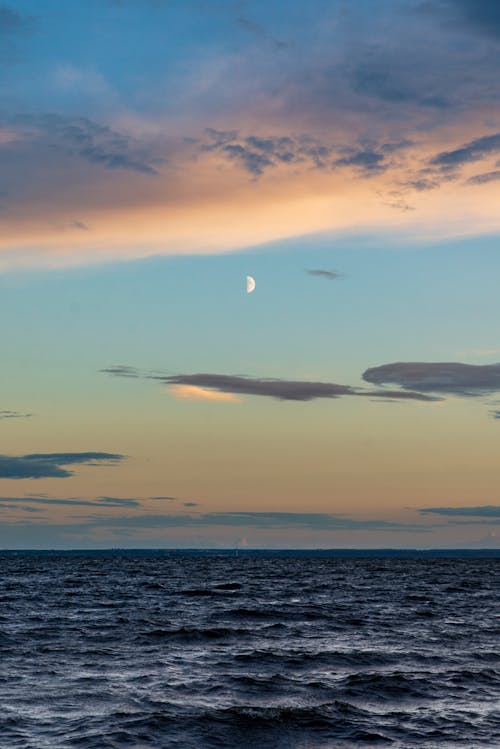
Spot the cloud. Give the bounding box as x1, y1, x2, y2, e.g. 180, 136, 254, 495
420, 505, 500, 518
98, 495, 179, 505
430, 132, 500, 171
0, 452, 125, 479
0, 502, 32, 511
363, 362, 500, 395
25, 452, 125, 465
377, 189, 415, 212
335, 148, 386, 174
2, 510, 431, 533
2, 1, 500, 270
0, 410, 31, 419
148, 496, 178, 501
18, 114, 160, 175
402, 178, 440, 192
0, 495, 139, 507
95, 496, 142, 507
168, 384, 242, 403
202, 130, 390, 177
102, 365, 141, 378
466, 169, 500, 186
104, 366, 441, 403
306, 269, 342, 280
0, 509, 438, 548
164, 373, 353, 401
183, 511, 429, 532
202, 129, 334, 176
490, 410, 500, 420
163, 374, 441, 403
0, 493, 182, 508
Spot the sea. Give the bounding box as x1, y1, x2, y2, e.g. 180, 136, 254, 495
0, 550, 498, 748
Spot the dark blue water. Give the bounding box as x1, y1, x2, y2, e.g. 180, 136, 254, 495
0, 552, 499, 748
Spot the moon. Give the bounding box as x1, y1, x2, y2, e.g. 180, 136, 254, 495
246, 275, 256, 294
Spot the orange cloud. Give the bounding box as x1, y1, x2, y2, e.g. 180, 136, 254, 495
168, 385, 243, 403
2, 120, 500, 270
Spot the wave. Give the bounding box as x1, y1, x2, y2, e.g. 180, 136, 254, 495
0, 554, 498, 749
137, 625, 254, 642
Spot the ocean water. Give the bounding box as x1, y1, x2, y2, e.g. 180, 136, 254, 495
0, 552, 498, 748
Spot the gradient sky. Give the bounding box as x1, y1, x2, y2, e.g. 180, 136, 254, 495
2, 0, 500, 548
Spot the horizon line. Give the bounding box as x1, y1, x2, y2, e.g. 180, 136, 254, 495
0, 547, 498, 554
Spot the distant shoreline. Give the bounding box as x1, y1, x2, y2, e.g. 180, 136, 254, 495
0, 548, 499, 557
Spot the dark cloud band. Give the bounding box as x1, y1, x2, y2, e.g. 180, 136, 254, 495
363, 362, 500, 395
1, 510, 432, 533
420, 505, 500, 518
431, 132, 500, 170
0, 452, 126, 479
103, 367, 441, 403
0, 494, 179, 508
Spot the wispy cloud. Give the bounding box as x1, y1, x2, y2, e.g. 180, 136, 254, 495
201, 128, 334, 176
102, 365, 141, 378
17, 113, 160, 175
466, 169, 500, 186
0, 409, 31, 419
0, 495, 138, 507
148, 496, 179, 501
164, 373, 353, 401
0, 452, 126, 479
430, 132, 500, 171
363, 361, 500, 395
103, 366, 442, 403
420, 505, 500, 518
335, 148, 387, 175
0, 1, 500, 268
202, 130, 393, 178
0, 504, 47, 515
94, 496, 142, 507
98, 495, 179, 505
1, 510, 433, 533
306, 269, 342, 281
0, 493, 182, 508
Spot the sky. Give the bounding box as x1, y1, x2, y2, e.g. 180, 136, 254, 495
1, 0, 500, 548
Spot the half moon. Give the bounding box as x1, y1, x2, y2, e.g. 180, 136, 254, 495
246, 275, 256, 294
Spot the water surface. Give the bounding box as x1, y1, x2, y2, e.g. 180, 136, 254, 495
0, 552, 498, 748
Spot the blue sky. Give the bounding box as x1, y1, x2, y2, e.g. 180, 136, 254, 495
1, 0, 500, 547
